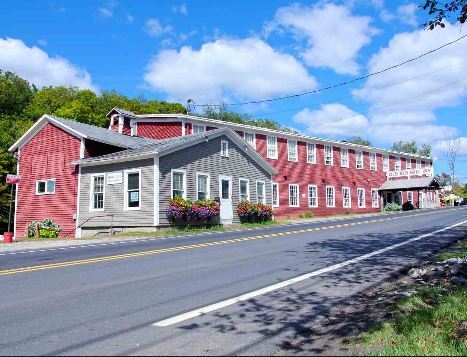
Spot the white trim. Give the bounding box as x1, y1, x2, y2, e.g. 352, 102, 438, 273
130, 120, 136, 137
196, 172, 210, 200
181, 118, 186, 136
14, 149, 20, 238
326, 185, 335, 208
357, 188, 366, 208
154, 156, 159, 226
267, 135, 278, 160
356, 150, 364, 169
287, 139, 298, 162
192, 123, 206, 134
89, 173, 106, 212
171, 169, 187, 199
340, 148, 349, 168
383, 154, 389, 172
124, 169, 142, 211
80, 138, 85, 159
370, 152, 377, 171
289, 184, 299, 207
256, 180, 266, 204
416, 159, 422, 169
118, 115, 124, 134
406, 157, 412, 169
243, 132, 256, 149
239, 178, 250, 202
221, 140, 229, 157
342, 186, 351, 208
308, 184, 318, 208
324, 145, 333, 166
306, 143, 316, 164
35, 178, 56, 195
371, 188, 379, 208
272, 182, 279, 207
395, 156, 402, 171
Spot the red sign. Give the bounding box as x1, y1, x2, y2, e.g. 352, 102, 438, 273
6, 174, 20, 184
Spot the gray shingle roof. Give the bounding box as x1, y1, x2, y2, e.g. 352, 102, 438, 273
106, 107, 139, 118
48, 115, 155, 149
379, 176, 439, 191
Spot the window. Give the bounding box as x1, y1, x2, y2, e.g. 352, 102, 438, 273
196, 173, 209, 200
307, 143, 316, 164
407, 191, 414, 204
383, 155, 389, 172
256, 181, 266, 204
395, 157, 401, 171
192, 124, 205, 134
272, 183, 279, 207
171, 170, 186, 199
91, 175, 105, 211
406, 158, 412, 169
36, 179, 56, 195
370, 152, 377, 171
356, 151, 364, 169
288, 140, 298, 162
324, 145, 333, 165
341, 148, 349, 168
326, 186, 335, 207
416, 159, 422, 169
267, 136, 278, 159
371, 189, 379, 208
221, 140, 229, 157
308, 185, 318, 208
244, 132, 256, 148
289, 184, 299, 207
357, 188, 366, 208
342, 187, 351, 208
239, 179, 249, 201
125, 170, 140, 209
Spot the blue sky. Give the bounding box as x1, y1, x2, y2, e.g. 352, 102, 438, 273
1, 0, 466, 180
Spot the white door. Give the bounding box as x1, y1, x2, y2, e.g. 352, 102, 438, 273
219, 175, 233, 224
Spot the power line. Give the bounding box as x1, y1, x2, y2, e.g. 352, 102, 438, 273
192, 34, 467, 107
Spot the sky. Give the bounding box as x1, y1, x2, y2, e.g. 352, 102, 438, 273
0, 0, 466, 181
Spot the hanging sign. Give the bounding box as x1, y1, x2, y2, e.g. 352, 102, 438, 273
386, 167, 433, 178
6, 174, 21, 184
107, 172, 123, 185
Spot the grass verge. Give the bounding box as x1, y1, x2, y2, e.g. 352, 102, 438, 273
357, 286, 467, 356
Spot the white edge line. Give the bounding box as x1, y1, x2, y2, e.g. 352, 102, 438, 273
152, 219, 467, 327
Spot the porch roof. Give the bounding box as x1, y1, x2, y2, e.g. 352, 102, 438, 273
379, 176, 440, 191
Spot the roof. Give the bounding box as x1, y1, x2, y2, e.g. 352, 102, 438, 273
379, 176, 440, 191
105, 109, 433, 161
75, 127, 278, 175
9, 114, 156, 152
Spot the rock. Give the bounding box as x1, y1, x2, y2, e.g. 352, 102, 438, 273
409, 268, 427, 278
401, 290, 416, 297
442, 258, 463, 265
431, 266, 444, 272
451, 276, 467, 286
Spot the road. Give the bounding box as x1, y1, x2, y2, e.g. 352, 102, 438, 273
0, 207, 466, 355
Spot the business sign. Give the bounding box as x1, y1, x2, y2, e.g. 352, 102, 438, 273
386, 167, 433, 179
6, 174, 21, 184
107, 172, 123, 185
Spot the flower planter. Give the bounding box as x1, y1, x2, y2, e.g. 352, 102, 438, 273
3, 232, 13, 244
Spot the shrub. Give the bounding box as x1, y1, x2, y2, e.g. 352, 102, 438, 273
384, 202, 402, 212
28, 219, 61, 238
305, 212, 314, 219
237, 200, 274, 223
402, 201, 415, 211
345, 208, 353, 215
298, 214, 304, 219
166, 196, 220, 225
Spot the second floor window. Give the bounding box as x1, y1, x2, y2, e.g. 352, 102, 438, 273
192, 124, 205, 134
36, 179, 56, 195
244, 132, 256, 148
307, 143, 316, 164
370, 152, 377, 171
221, 140, 229, 157
395, 157, 401, 171
356, 151, 364, 169
406, 158, 412, 169
325, 145, 333, 165
267, 136, 277, 159
416, 159, 422, 169
383, 155, 389, 172
341, 148, 349, 167
288, 140, 298, 162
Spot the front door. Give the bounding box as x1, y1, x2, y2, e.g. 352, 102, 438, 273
219, 175, 233, 224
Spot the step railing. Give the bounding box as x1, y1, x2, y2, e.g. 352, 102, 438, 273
63, 214, 115, 238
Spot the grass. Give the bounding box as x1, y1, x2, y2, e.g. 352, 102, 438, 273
435, 241, 467, 262
357, 286, 467, 356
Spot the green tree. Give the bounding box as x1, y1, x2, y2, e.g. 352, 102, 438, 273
420, 0, 467, 29
0, 70, 35, 116
345, 136, 372, 146
391, 140, 432, 157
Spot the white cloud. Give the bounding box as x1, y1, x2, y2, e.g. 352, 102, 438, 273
144, 18, 173, 37
126, 14, 134, 24
144, 38, 317, 103
267, 3, 377, 75
172, 4, 188, 16
433, 137, 467, 158
38, 39, 47, 47
396, 3, 419, 26
98, 6, 113, 18
293, 104, 369, 137
0, 38, 97, 91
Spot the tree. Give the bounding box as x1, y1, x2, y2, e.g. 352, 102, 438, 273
435, 172, 452, 186
391, 140, 432, 157
420, 0, 467, 29
445, 136, 461, 183
0, 70, 35, 116
345, 136, 372, 146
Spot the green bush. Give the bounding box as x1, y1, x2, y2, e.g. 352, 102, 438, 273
384, 202, 402, 212
402, 201, 415, 211
28, 219, 61, 238
305, 212, 314, 219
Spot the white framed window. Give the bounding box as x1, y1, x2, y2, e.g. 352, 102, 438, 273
256, 181, 266, 204
406, 158, 412, 169
272, 182, 279, 207
342, 187, 351, 208
289, 184, 299, 207
407, 191, 414, 204
125, 170, 141, 210
326, 186, 335, 207
244, 132, 256, 149
383, 155, 389, 172
371, 189, 379, 208
221, 140, 229, 157
307, 143, 316, 164
267, 135, 278, 159
357, 188, 366, 208
196, 173, 210, 200
36, 179, 56, 195
171, 169, 186, 199
287, 139, 298, 162
356, 151, 364, 169
341, 148, 349, 168
192, 124, 205, 134
90, 174, 105, 211
416, 159, 422, 169
370, 152, 377, 171
239, 179, 250, 201
395, 156, 401, 171
308, 185, 318, 208
324, 145, 333, 166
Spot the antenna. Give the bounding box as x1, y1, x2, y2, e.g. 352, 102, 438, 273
186, 99, 195, 114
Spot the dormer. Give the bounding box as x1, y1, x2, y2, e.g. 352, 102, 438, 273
106, 108, 138, 136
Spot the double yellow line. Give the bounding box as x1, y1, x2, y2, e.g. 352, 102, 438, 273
0, 210, 448, 277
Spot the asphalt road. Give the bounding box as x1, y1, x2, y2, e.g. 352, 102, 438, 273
0, 207, 466, 356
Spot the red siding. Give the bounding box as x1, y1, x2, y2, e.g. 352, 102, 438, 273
16, 124, 80, 238
137, 122, 182, 139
